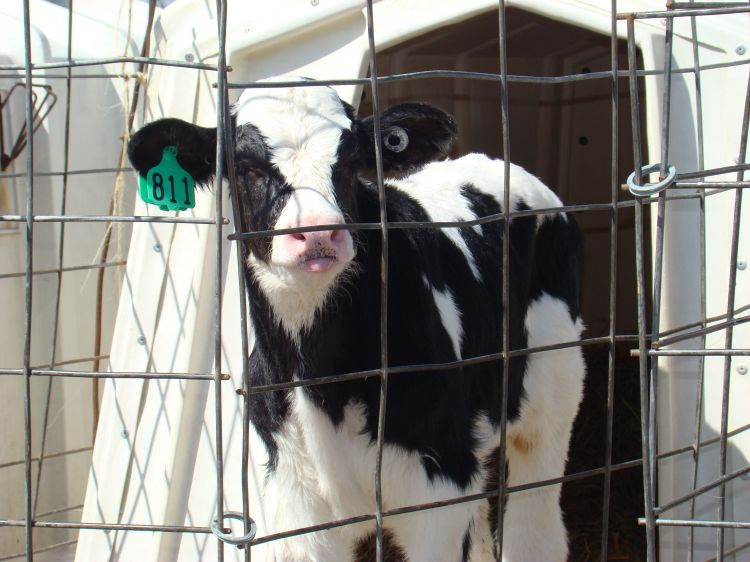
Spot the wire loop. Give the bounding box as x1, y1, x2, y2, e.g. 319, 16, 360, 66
211, 511, 257, 546
627, 163, 677, 196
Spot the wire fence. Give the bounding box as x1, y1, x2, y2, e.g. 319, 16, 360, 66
0, 0, 749, 560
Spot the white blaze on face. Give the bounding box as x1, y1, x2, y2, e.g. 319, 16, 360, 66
235, 82, 356, 338
233, 83, 352, 204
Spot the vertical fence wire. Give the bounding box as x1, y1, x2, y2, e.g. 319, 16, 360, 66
716, 68, 750, 562
599, 1, 620, 559
686, 2, 708, 558
31, 0, 74, 520
212, 0, 228, 558
648, 15, 674, 504
640, 12, 674, 558
215, 0, 255, 557
494, 1, 512, 557
21, 0, 36, 558
364, 2, 391, 560
222, 53, 255, 562
627, 15, 658, 562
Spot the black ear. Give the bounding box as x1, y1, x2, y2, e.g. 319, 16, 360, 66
357, 102, 457, 176
127, 118, 218, 187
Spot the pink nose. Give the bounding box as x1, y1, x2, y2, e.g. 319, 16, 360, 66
286, 227, 346, 247
275, 215, 353, 271
281, 226, 348, 255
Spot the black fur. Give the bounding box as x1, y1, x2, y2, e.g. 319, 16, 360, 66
127, 118, 218, 186
530, 213, 583, 320
461, 525, 473, 562
356, 102, 457, 176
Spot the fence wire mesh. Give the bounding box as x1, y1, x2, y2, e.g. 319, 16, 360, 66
0, 0, 749, 561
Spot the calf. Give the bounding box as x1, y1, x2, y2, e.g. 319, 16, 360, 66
128, 80, 585, 562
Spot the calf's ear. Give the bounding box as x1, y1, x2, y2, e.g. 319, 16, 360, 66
356, 102, 457, 175
127, 118, 218, 187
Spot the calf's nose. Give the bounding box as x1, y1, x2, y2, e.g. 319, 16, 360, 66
288, 227, 346, 245
270, 188, 355, 270
279, 223, 347, 255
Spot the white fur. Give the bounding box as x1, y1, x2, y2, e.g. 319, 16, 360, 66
494, 293, 585, 562
422, 274, 464, 360
389, 168, 482, 280
248, 253, 352, 341
263, 391, 483, 562
390, 153, 566, 235
234, 83, 351, 205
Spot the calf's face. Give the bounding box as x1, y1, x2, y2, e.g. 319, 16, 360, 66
127, 81, 456, 328
232, 86, 358, 276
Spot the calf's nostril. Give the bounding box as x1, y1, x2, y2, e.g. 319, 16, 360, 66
330, 228, 344, 243
291, 232, 306, 242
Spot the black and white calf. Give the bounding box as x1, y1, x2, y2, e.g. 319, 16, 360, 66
128, 80, 585, 562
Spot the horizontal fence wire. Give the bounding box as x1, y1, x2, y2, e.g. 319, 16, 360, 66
3, 338, 640, 389
0, 166, 132, 179
0, 56, 224, 72
4, 57, 750, 84
618, 5, 750, 18
3, 431, 747, 544
0, 261, 126, 281
0, 214, 226, 224
706, 538, 750, 562
221, 59, 750, 89
0, 538, 77, 562
35, 505, 83, 520
3, 417, 746, 533
0, 446, 93, 471
6, 0, 750, 560
0, 73, 146, 80
638, 519, 750, 530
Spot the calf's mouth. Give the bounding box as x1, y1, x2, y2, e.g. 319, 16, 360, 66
299, 247, 338, 273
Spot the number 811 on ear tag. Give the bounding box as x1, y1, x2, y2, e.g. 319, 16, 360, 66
138, 146, 196, 211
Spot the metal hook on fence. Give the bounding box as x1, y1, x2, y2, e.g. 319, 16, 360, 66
627, 162, 677, 196
0, 82, 58, 171
211, 511, 257, 547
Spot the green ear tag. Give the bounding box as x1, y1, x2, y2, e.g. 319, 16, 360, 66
137, 146, 196, 211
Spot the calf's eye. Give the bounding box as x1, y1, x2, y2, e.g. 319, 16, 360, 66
384, 126, 409, 153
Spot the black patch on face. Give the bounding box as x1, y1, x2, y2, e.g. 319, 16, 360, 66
330, 127, 363, 224
232, 123, 293, 262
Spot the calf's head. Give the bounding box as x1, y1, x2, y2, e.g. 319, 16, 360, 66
127, 81, 456, 332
